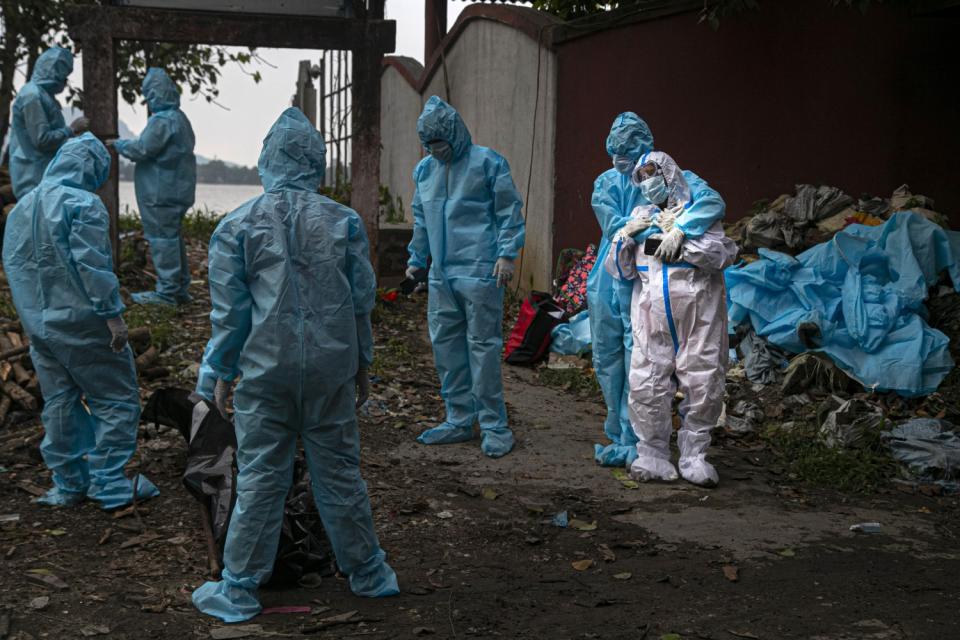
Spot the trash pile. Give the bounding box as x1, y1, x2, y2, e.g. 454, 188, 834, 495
723, 183, 960, 492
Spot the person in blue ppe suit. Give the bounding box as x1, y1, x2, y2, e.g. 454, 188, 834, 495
114, 68, 196, 306
588, 112, 652, 467
191, 108, 398, 623
2, 133, 160, 509
9, 47, 89, 200
407, 96, 525, 459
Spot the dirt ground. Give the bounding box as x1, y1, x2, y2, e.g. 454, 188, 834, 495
1, 255, 959, 640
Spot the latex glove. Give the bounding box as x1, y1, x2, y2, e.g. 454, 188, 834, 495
654, 227, 685, 263
214, 378, 232, 417
657, 203, 684, 234
618, 212, 652, 240
69, 116, 90, 135
492, 257, 515, 288
356, 366, 370, 408
106, 316, 128, 353
405, 265, 419, 279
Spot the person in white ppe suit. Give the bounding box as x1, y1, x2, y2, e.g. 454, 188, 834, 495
608, 151, 738, 486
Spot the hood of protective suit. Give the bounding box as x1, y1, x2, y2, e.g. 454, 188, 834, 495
417, 96, 472, 161
631, 150, 691, 207
31, 47, 74, 95
142, 68, 181, 112
605, 112, 654, 161
42, 133, 111, 192
257, 107, 326, 192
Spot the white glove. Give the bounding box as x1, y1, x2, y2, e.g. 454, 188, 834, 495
69, 116, 90, 135
618, 212, 652, 240
405, 265, 419, 279
657, 203, 684, 234
356, 366, 370, 408
492, 257, 515, 288
214, 378, 233, 417
654, 227, 685, 263
106, 316, 128, 353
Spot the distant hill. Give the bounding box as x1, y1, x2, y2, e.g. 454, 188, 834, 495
62, 108, 255, 183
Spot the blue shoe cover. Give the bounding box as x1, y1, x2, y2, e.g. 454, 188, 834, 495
131, 291, 177, 306
87, 474, 160, 511
34, 487, 86, 507
416, 422, 474, 445
192, 579, 262, 623
593, 443, 638, 467
480, 427, 514, 458
349, 557, 400, 598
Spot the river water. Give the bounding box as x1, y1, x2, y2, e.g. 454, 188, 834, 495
119, 181, 262, 217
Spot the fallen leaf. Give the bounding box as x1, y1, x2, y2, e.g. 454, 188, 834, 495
435, 511, 453, 519
481, 487, 498, 500
80, 626, 110, 637
611, 468, 640, 489
413, 627, 436, 636
726, 630, 760, 639
120, 533, 162, 549
210, 625, 266, 639
779, 548, 796, 557
598, 544, 616, 562
26, 570, 68, 591
45, 529, 67, 537
722, 565, 739, 582
571, 559, 594, 571
569, 519, 597, 531
318, 611, 359, 624
29, 596, 49, 610
613, 572, 632, 580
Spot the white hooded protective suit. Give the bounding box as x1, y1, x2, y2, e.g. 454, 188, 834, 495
608, 165, 738, 486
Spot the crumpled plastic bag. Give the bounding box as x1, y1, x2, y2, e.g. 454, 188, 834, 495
883, 418, 960, 485
818, 397, 885, 449
550, 310, 591, 356
784, 184, 854, 225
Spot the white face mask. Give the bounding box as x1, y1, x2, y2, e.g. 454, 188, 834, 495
428, 141, 453, 164
612, 154, 635, 175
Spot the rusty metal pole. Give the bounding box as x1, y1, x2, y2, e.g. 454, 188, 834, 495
351, 30, 385, 275
424, 0, 447, 63
79, 29, 120, 268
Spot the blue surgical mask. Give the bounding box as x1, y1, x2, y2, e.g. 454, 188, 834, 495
612, 154, 635, 175
428, 141, 453, 164
640, 175, 668, 205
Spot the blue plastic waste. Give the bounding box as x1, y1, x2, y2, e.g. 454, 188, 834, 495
727, 212, 960, 397
550, 310, 592, 356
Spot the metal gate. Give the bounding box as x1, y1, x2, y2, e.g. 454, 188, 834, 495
318, 50, 352, 190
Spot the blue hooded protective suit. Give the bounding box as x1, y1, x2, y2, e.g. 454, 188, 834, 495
191, 108, 397, 624
9, 47, 74, 200
588, 113, 653, 467
407, 96, 525, 458
114, 68, 196, 305
2, 133, 159, 509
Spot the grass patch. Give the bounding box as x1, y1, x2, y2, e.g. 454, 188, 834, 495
538, 366, 601, 398
117, 205, 224, 241
125, 302, 179, 351
0, 289, 17, 320
370, 336, 414, 378
763, 421, 895, 493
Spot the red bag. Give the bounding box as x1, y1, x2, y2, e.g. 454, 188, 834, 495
504, 292, 566, 366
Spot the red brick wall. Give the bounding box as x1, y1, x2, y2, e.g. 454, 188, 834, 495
552, 1, 960, 256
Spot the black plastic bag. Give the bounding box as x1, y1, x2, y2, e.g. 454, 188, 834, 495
142, 388, 335, 585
